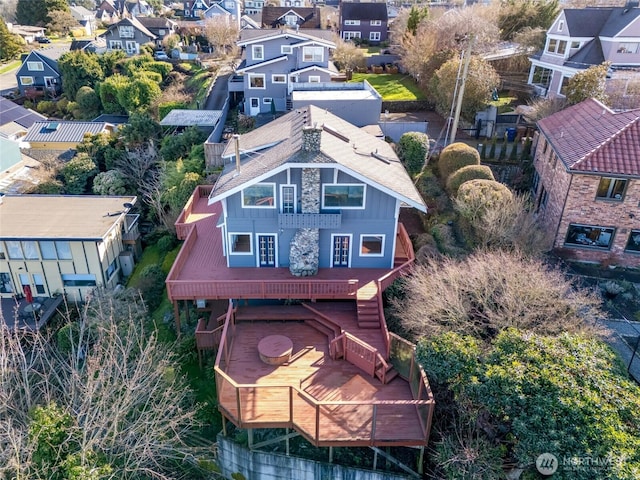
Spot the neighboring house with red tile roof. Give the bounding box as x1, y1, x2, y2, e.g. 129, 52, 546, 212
532, 98, 640, 267
528, 6, 640, 103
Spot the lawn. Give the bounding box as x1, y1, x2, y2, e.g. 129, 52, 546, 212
0, 60, 20, 75
350, 73, 427, 101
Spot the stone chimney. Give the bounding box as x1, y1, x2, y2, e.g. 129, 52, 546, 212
289, 168, 320, 277
301, 125, 322, 152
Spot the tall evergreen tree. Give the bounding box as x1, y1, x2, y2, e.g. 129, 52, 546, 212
16, 0, 68, 26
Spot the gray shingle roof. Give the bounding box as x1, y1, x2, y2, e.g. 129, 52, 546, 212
340, 2, 387, 21
563, 9, 612, 37
213, 106, 426, 211
24, 121, 111, 144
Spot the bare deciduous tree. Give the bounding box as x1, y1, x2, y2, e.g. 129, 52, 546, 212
0, 290, 214, 479
394, 250, 603, 341
204, 16, 239, 57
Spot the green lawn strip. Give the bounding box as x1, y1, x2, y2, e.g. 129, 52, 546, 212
350, 73, 426, 101
488, 92, 518, 114
127, 244, 162, 289
0, 60, 21, 75
187, 67, 215, 107
362, 46, 381, 57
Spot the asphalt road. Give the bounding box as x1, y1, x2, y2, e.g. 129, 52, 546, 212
0, 66, 19, 96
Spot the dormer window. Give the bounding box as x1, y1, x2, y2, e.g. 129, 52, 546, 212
27, 61, 44, 71
284, 14, 298, 26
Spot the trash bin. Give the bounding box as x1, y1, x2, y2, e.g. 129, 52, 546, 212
506, 128, 517, 142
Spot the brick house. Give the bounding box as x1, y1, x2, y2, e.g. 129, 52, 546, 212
532, 98, 640, 267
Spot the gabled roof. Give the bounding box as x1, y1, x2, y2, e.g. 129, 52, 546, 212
212, 106, 426, 211
340, 2, 387, 21
70, 5, 95, 19
236, 55, 288, 72
564, 39, 604, 70
538, 98, 640, 177
102, 16, 156, 39
562, 9, 612, 37
0, 98, 46, 129
262, 7, 321, 29
24, 121, 112, 144
600, 7, 640, 37
137, 16, 177, 30
238, 28, 335, 44
28, 45, 71, 62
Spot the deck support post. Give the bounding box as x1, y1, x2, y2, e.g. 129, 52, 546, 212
418, 446, 424, 475
329, 446, 333, 463
184, 299, 190, 329
373, 449, 378, 470
172, 301, 181, 338
248, 428, 254, 449
222, 416, 227, 436
286, 428, 290, 456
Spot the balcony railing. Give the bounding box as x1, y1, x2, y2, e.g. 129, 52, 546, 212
278, 213, 341, 229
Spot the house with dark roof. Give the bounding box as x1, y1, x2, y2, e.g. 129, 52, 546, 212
235, 29, 337, 115
202, 0, 243, 30
0, 98, 47, 140
101, 17, 157, 54
340, 1, 388, 44
261, 7, 321, 29
95, 0, 154, 23
532, 98, 640, 267
165, 106, 434, 468
70, 5, 98, 36
528, 6, 640, 100
136, 16, 178, 46
15, 47, 70, 97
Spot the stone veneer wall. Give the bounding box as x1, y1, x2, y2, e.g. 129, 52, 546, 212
534, 135, 640, 268
290, 128, 322, 276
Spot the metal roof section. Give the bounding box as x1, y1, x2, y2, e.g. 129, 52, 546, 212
160, 109, 223, 127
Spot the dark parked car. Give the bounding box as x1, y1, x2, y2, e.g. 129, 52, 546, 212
36, 36, 51, 43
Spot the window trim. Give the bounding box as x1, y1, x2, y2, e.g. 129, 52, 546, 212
228, 232, 253, 255
617, 42, 639, 54
370, 20, 382, 26
272, 74, 286, 83
595, 177, 627, 201
20, 76, 34, 86
248, 73, 266, 89
281, 45, 293, 54
308, 75, 320, 83
564, 224, 615, 250
369, 31, 381, 41
322, 183, 366, 210
343, 31, 361, 40
280, 184, 297, 213
252, 44, 264, 60
61, 273, 97, 287
263, 97, 272, 104
241, 182, 276, 208
344, 20, 360, 26
359, 234, 385, 257
27, 61, 44, 71
302, 46, 323, 63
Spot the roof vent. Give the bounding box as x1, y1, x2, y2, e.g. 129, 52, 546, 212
45, 122, 59, 131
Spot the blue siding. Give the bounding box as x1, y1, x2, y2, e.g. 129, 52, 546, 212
224, 166, 398, 269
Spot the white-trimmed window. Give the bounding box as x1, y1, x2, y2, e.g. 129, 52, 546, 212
370, 20, 382, 26
229, 233, 252, 254
546, 38, 567, 55
596, 177, 626, 200
272, 74, 286, 83
370, 32, 381, 41
20, 76, 34, 86
62, 273, 97, 287
248, 73, 265, 89
27, 61, 43, 71
6, 241, 38, 259
360, 235, 384, 256
565, 224, 615, 249
280, 184, 296, 213
617, 43, 639, 54
252, 44, 264, 60
571, 41, 580, 49
284, 14, 298, 26
242, 183, 275, 207
322, 184, 366, 209
281, 45, 293, 54
344, 20, 360, 25
125, 41, 136, 53
308, 75, 320, 83
343, 31, 361, 40
263, 97, 272, 104
302, 46, 323, 62
119, 25, 134, 38
109, 40, 123, 50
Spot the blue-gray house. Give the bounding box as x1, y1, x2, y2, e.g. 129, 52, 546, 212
235, 29, 337, 115
15, 48, 68, 97
211, 105, 426, 271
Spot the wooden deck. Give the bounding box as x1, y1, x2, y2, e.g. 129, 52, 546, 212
216, 318, 431, 446
166, 186, 414, 301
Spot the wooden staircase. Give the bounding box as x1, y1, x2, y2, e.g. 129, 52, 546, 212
356, 281, 381, 329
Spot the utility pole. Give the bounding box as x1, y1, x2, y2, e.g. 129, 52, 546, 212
448, 34, 475, 145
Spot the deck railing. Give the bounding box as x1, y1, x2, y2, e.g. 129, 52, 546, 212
214, 304, 434, 446
168, 278, 359, 301
175, 185, 213, 240
380, 222, 415, 292
388, 333, 435, 440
